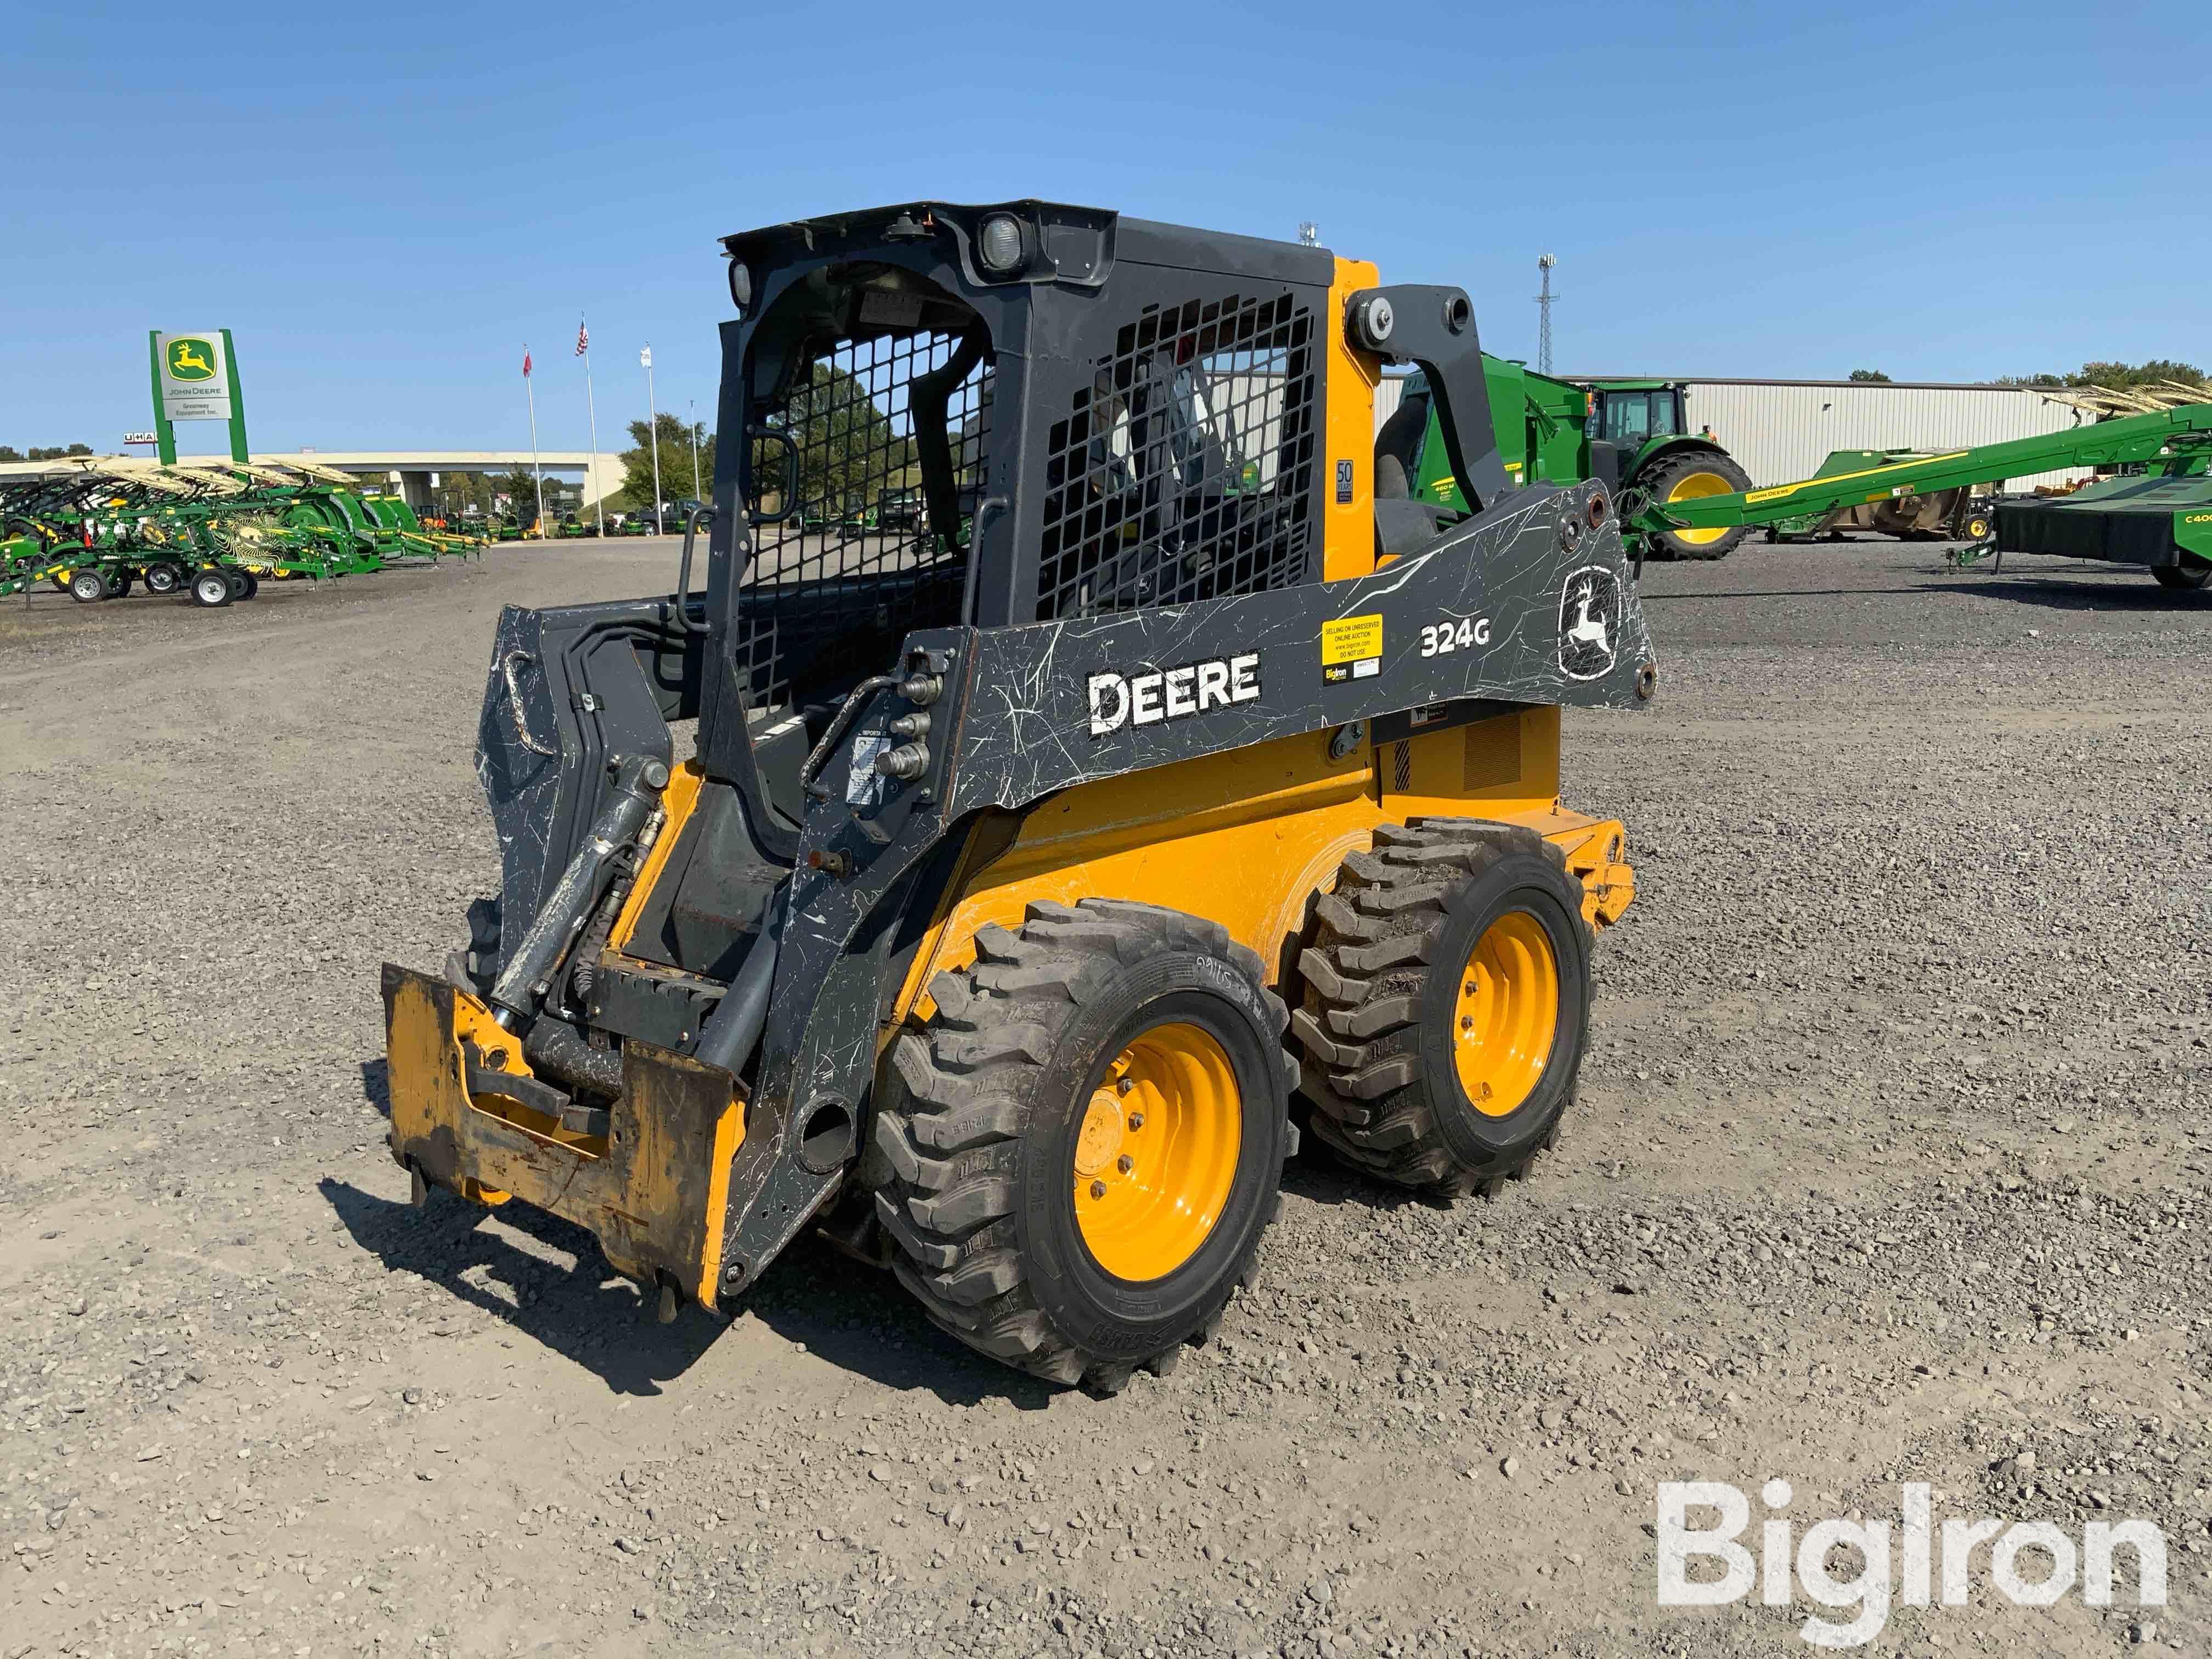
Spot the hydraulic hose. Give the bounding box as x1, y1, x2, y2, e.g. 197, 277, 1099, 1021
522, 1015, 627, 1096
489, 753, 669, 1028
692, 880, 787, 1079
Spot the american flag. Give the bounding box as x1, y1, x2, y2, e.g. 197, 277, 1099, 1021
574, 320, 589, 357
522, 348, 532, 378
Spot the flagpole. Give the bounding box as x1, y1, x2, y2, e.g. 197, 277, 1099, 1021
582, 319, 604, 538
524, 346, 546, 540
644, 345, 664, 536
689, 398, 702, 499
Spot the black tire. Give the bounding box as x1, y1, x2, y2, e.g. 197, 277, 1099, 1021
1293, 819, 1592, 1197
1638, 449, 1755, 561
189, 569, 233, 608
105, 569, 133, 599
234, 570, 259, 600
2152, 557, 2210, 591
223, 569, 251, 602
1962, 512, 1993, 543
143, 562, 182, 595
870, 898, 1295, 1390
68, 569, 108, 603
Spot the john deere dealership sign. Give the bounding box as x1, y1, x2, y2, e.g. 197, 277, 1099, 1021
156, 331, 233, 421
147, 328, 248, 464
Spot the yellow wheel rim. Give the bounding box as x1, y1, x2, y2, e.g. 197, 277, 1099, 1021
1451, 912, 1560, 1117
1073, 1022, 1241, 1282
1664, 469, 1735, 548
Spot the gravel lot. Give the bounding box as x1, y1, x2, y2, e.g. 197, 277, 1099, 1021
2, 535, 2207, 1658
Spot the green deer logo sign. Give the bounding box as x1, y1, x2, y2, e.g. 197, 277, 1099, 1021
166, 337, 218, 381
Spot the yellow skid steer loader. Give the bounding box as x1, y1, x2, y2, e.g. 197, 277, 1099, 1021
381, 201, 1649, 1389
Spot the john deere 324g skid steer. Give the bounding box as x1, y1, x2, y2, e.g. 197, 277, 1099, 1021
381, 201, 1652, 1389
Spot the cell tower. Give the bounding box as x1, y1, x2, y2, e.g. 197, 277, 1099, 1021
1536, 253, 1558, 375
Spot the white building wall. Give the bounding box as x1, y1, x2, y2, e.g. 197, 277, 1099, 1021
1374, 375, 1408, 428
1372, 376, 2098, 491
1679, 382, 2097, 492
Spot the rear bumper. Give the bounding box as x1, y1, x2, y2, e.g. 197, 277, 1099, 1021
380, 963, 744, 1313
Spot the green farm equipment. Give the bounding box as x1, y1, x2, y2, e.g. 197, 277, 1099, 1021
1630, 400, 2212, 585
0, 466, 256, 605
0, 453, 489, 607
1380, 364, 1755, 562
1764, 450, 1994, 544
360, 493, 485, 562
1990, 462, 2212, 588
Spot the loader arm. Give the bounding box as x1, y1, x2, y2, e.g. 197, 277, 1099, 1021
1629, 402, 2212, 538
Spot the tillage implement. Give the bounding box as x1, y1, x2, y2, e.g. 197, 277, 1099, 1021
380, 202, 1653, 1387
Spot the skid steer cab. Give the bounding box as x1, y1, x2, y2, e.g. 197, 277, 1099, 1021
381, 201, 1652, 1389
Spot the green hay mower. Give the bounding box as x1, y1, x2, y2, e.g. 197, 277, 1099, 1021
1629, 399, 2212, 585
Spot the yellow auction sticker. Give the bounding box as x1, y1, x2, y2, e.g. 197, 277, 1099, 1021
1322, 614, 1383, 685
1322, 614, 1383, 666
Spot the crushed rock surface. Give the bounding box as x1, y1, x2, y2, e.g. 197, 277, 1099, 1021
1, 537, 2205, 1656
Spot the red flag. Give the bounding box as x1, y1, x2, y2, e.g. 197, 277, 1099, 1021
575, 320, 589, 356
522, 348, 533, 378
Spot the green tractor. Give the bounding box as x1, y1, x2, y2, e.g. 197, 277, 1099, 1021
1380, 363, 1755, 561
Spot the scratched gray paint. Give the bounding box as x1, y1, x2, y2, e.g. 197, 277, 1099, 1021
943, 481, 1650, 813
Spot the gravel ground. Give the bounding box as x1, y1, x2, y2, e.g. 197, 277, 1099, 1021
1, 535, 2207, 1659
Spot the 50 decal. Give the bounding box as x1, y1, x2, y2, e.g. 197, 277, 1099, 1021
1419, 615, 1492, 656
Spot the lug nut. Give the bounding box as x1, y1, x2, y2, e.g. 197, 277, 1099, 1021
1127, 1111, 1145, 1130
1116, 1155, 1133, 1174
1116, 1076, 1133, 1094
1090, 1180, 1107, 1199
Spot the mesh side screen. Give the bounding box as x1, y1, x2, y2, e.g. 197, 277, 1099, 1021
1037, 292, 1316, 620
738, 330, 990, 711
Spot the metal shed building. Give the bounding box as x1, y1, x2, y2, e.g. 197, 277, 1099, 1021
1372, 375, 2101, 491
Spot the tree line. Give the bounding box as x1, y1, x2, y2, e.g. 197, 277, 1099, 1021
1994, 359, 2205, 391
0, 442, 94, 462
1845, 360, 2205, 390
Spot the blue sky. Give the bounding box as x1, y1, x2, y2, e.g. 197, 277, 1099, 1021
5, 0, 2206, 456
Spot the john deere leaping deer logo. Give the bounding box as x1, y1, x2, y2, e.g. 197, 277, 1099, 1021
166, 338, 218, 381
1558, 565, 1621, 682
